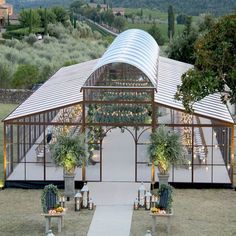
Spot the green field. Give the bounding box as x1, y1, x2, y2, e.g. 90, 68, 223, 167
125, 8, 168, 21
125, 7, 200, 22
0, 104, 17, 180
125, 22, 185, 43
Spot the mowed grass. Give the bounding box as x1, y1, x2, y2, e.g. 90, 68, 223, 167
131, 189, 236, 236
0, 188, 235, 235
0, 189, 94, 236
0, 103, 18, 179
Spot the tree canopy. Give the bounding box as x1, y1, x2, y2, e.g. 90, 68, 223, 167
175, 13, 236, 113
148, 23, 165, 46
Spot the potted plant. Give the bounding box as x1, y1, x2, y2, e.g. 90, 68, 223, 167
148, 125, 185, 187
50, 133, 87, 198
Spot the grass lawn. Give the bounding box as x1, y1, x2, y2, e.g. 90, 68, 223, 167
131, 189, 236, 235
0, 103, 18, 180
0, 188, 235, 235
0, 189, 94, 236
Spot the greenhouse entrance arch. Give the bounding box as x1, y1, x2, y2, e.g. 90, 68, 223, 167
102, 127, 135, 182
2, 29, 235, 188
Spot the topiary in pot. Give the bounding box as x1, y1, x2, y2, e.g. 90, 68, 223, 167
50, 133, 87, 198
149, 125, 186, 186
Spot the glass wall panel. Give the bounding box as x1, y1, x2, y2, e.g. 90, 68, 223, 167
194, 165, 212, 183
173, 165, 192, 182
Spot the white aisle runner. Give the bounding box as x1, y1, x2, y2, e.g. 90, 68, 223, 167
87, 205, 133, 236
87, 182, 150, 236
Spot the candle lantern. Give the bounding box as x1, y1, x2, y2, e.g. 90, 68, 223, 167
151, 195, 156, 208
74, 191, 82, 211
81, 183, 89, 208
138, 182, 146, 207
59, 196, 65, 208
133, 198, 139, 210
88, 198, 94, 210
145, 191, 152, 210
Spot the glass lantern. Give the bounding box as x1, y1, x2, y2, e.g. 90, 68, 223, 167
81, 183, 89, 208
88, 198, 94, 210
151, 195, 156, 208
74, 191, 82, 211
138, 182, 146, 207
59, 196, 65, 208
133, 198, 139, 210
145, 191, 152, 210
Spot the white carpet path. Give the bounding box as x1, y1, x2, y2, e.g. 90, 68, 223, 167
87, 182, 150, 236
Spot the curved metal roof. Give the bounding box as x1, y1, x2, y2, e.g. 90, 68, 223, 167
87, 29, 159, 87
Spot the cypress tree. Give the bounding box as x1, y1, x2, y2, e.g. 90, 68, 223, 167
7, 13, 10, 26
29, 9, 32, 34
44, 8, 48, 35
73, 17, 76, 29
168, 5, 175, 41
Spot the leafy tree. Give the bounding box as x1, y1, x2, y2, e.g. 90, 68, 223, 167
175, 13, 236, 112
11, 64, 39, 89
70, 0, 85, 15
167, 16, 198, 64
0, 61, 13, 88
198, 14, 216, 33
113, 16, 125, 32
36, 8, 56, 28
24, 33, 38, 45
19, 9, 40, 29
51, 6, 69, 25
148, 23, 165, 46
176, 14, 188, 25
168, 5, 175, 40
101, 9, 114, 26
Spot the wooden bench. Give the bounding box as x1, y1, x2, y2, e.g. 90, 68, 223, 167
41, 212, 65, 233
150, 210, 173, 233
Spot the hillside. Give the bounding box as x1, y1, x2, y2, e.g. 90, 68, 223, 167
8, 0, 236, 16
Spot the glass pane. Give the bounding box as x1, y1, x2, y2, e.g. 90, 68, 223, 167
213, 165, 231, 183
194, 165, 212, 183
173, 165, 192, 182
137, 144, 149, 163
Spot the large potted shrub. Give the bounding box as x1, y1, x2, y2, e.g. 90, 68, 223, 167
148, 125, 185, 187
50, 133, 87, 198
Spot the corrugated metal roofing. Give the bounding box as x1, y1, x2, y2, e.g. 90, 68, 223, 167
87, 29, 159, 87
4, 59, 98, 121
3, 35, 233, 124
156, 57, 233, 123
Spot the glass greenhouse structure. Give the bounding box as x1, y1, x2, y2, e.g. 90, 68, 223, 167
3, 29, 234, 188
